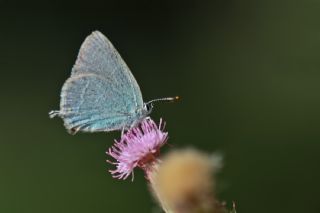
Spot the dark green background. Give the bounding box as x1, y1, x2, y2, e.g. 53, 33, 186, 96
1, 1, 319, 212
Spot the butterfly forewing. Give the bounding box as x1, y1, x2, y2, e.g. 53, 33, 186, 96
71, 31, 143, 108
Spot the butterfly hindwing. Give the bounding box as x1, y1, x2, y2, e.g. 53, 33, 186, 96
59, 73, 135, 133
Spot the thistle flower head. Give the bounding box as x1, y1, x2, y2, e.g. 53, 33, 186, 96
107, 118, 168, 180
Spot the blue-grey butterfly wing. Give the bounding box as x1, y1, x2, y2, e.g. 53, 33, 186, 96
71, 31, 143, 109
52, 31, 144, 133
59, 73, 134, 133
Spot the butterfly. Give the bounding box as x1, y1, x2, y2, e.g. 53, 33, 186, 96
49, 31, 178, 134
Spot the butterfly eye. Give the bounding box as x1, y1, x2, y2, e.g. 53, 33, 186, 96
146, 103, 153, 112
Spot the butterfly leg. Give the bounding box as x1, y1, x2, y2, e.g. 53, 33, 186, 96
121, 127, 125, 136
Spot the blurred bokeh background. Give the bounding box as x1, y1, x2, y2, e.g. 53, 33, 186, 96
1, 0, 319, 212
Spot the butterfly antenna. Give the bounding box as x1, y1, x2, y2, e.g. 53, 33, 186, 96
147, 96, 180, 105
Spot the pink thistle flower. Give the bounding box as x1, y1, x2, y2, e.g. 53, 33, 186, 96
107, 118, 168, 180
